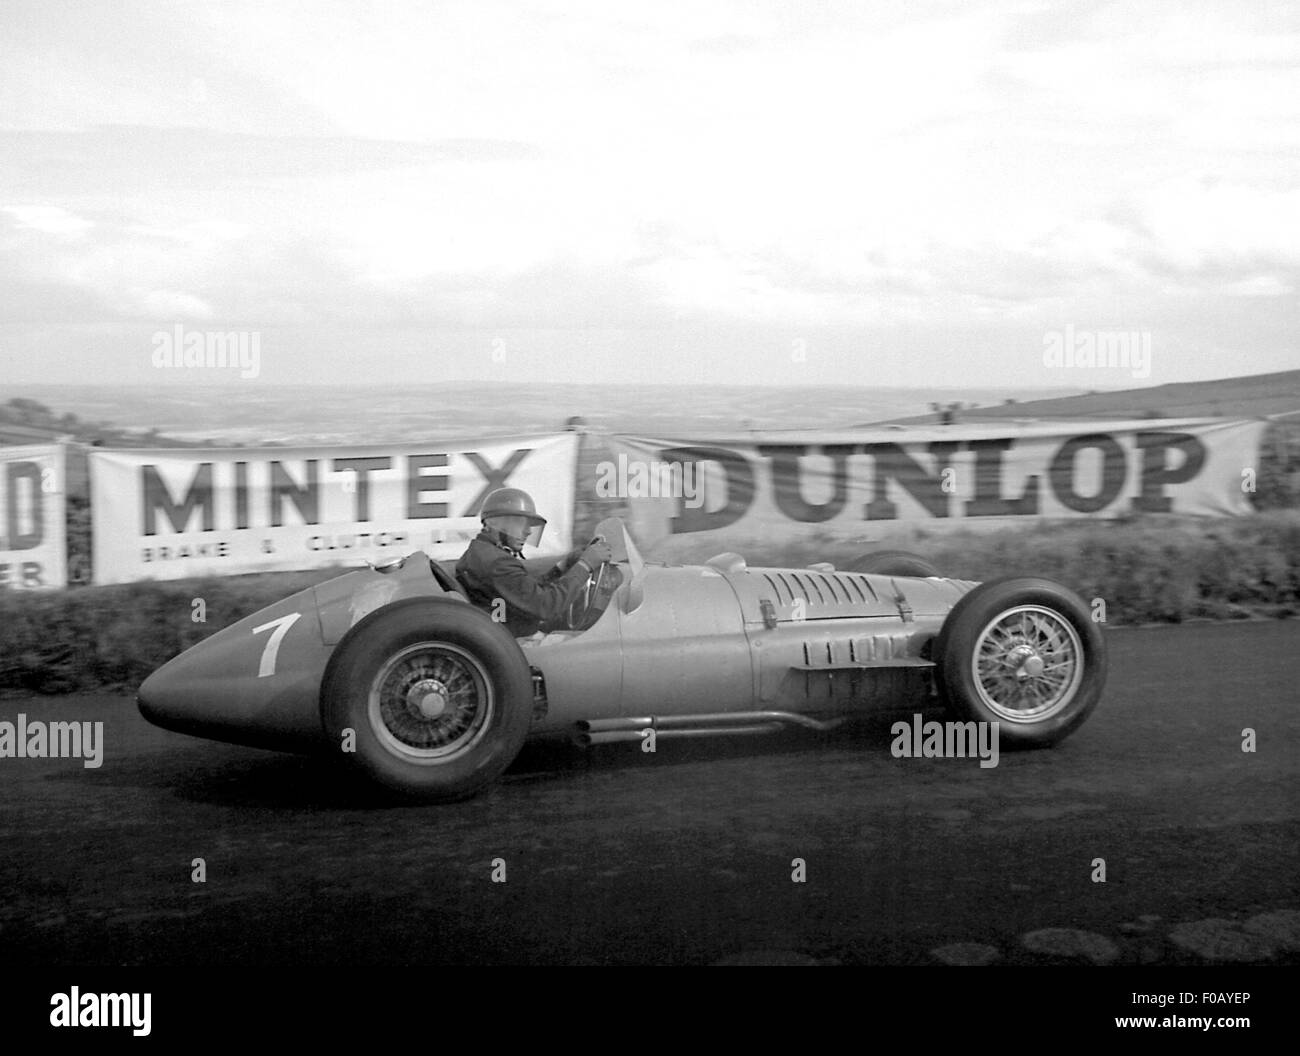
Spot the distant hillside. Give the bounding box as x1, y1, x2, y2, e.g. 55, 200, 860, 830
0, 397, 196, 448
9, 382, 1082, 447
865, 369, 1300, 510
0, 397, 198, 503
873, 369, 1300, 426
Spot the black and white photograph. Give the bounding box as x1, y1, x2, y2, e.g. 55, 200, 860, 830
1, 0, 1297, 1037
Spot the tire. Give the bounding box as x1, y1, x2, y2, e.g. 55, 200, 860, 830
320, 597, 533, 801
933, 577, 1106, 747
846, 549, 941, 577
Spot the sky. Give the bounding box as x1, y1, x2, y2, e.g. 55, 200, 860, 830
1, 0, 1297, 390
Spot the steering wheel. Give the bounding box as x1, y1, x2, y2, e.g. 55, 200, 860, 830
564, 561, 605, 631
563, 560, 624, 631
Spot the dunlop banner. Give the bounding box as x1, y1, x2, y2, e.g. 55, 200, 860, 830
90, 434, 578, 584
0, 443, 67, 590
601, 419, 1267, 547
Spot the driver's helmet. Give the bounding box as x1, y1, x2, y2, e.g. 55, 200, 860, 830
480, 487, 547, 548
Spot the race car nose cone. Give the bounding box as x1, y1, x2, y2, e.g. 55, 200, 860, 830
136, 664, 180, 728
137, 653, 229, 736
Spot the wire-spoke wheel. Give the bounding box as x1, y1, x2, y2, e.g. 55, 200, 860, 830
935, 578, 1106, 747
368, 643, 495, 762
322, 598, 533, 800
971, 605, 1084, 723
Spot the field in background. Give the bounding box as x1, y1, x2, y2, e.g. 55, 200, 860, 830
882, 368, 1300, 425
18, 370, 1297, 446
12, 381, 1078, 445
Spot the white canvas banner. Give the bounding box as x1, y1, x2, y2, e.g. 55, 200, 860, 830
0, 443, 67, 590
91, 434, 579, 583
602, 419, 1268, 547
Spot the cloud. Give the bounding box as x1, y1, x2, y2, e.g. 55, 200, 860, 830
0, 1, 1296, 385
686, 33, 763, 56
0, 126, 543, 196
1129, 179, 1300, 277
127, 289, 214, 319
2, 205, 94, 237
0, 277, 114, 324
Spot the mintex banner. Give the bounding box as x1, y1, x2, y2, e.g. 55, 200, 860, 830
603, 419, 1268, 546
90, 434, 579, 584
0, 443, 67, 590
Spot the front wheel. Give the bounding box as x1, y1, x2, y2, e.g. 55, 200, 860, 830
321, 598, 534, 801
933, 577, 1106, 747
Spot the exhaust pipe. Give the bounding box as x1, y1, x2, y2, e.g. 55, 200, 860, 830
578, 724, 784, 747
573, 710, 846, 746
579, 711, 846, 733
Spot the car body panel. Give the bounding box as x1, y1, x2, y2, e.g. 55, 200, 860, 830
138, 587, 333, 752
137, 520, 980, 754
716, 563, 977, 710
516, 587, 625, 731
607, 565, 754, 719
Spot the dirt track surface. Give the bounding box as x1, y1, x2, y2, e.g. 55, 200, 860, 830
1, 622, 1297, 966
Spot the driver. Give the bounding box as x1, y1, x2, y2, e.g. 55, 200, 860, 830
455, 487, 612, 637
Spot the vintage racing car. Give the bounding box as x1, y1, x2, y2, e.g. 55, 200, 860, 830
138, 518, 1107, 801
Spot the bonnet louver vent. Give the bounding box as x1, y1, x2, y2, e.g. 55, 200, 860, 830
759, 571, 882, 618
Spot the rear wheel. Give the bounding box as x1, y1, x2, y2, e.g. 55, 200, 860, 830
847, 549, 941, 577
933, 577, 1106, 747
321, 598, 533, 800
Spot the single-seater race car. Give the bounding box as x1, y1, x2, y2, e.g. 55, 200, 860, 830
138, 518, 1106, 801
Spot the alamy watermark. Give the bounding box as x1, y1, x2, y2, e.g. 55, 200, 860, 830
151, 324, 261, 378
0, 714, 104, 768
594, 455, 704, 508
890, 713, 999, 768
50, 987, 150, 1036
1043, 324, 1151, 379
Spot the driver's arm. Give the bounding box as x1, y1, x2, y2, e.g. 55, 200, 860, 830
542, 535, 609, 583
541, 547, 583, 584
484, 554, 591, 627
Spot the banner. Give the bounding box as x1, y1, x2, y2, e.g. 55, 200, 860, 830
91, 434, 579, 584
601, 419, 1268, 547
0, 444, 66, 590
